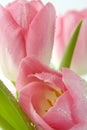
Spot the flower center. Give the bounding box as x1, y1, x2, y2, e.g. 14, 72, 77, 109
41, 88, 63, 116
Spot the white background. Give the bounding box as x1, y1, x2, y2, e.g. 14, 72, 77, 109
0, 0, 87, 14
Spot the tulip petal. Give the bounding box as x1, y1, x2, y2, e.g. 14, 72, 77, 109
53, 10, 87, 75
0, 5, 26, 80
16, 57, 65, 91
69, 123, 87, 130
43, 91, 74, 130
33, 72, 66, 91
62, 68, 87, 102
62, 68, 87, 122
6, 0, 43, 33
19, 81, 54, 130
26, 3, 56, 65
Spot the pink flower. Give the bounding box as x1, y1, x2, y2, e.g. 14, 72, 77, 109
52, 9, 87, 75
0, 0, 55, 81
16, 57, 87, 130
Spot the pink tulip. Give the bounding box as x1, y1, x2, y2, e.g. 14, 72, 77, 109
0, 0, 55, 81
16, 57, 87, 130
52, 9, 87, 75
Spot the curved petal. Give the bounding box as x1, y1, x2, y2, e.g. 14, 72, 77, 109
6, 0, 43, 33
62, 68, 87, 122
26, 3, 56, 65
69, 123, 87, 130
62, 68, 87, 102
33, 72, 66, 91
43, 91, 74, 130
19, 81, 54, 130
16, 57, 64, 91
0, 5, 26, 81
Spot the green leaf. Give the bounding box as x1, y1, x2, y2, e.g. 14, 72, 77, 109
0, 115, 15, 130
59, 20, 82, 70
0, 80, 34, 130
11, 80, 16, 86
